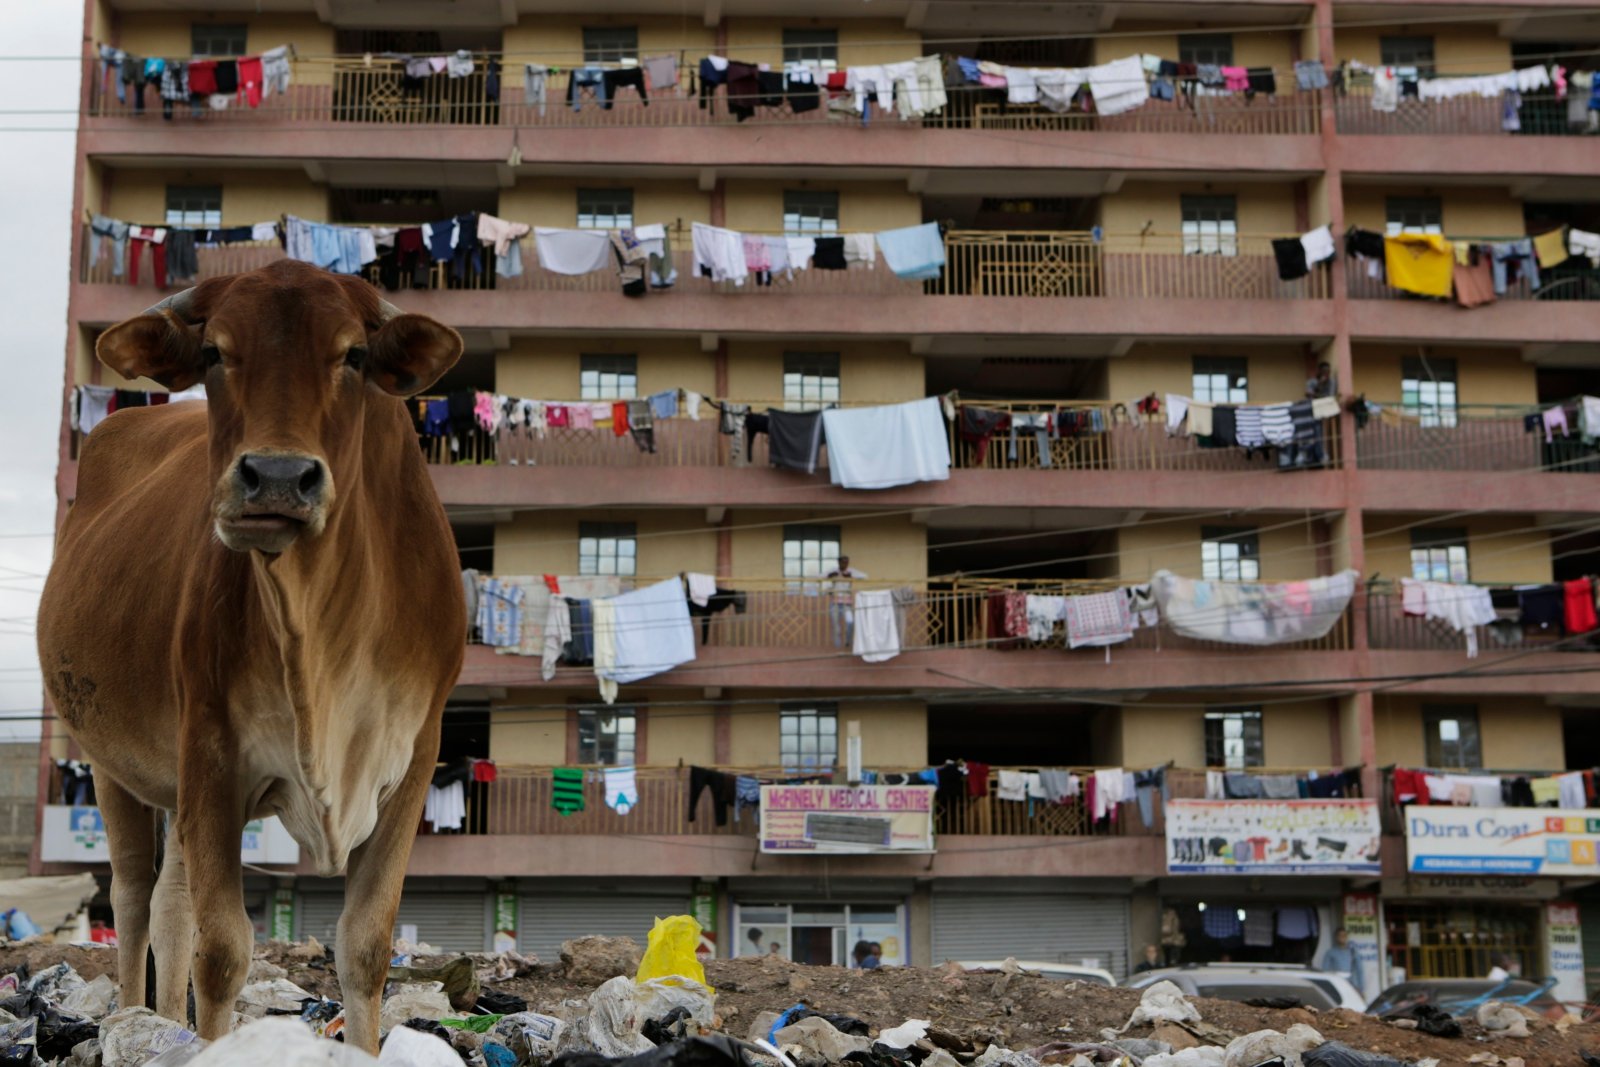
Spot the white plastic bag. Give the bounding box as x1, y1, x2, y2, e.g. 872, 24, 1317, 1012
492, 1012, 566, 1064
1143, 1050, 1226, 1067
188, 1016, 377, 1065
582, 975, 655, 1057
1223, 1025, 1325, 1067
1126, 981, 1201, 1028
379, 983, 453, 1032
59, 974, 117, 1020
877, 1020, 931, 1050
238, 978, 316, 1016
379, 1025, 463, 1066
635, 975, 715, 1028
1476, 1002, 1531, 1038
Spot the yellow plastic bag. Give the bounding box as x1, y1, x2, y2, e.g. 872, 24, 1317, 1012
635, 914, 714, 994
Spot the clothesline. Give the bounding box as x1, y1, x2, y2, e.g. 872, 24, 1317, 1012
1392, 765, 1599, 811
1344, 224, 1600, 308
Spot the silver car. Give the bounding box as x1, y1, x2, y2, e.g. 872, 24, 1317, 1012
1124, 963, 1367, 1011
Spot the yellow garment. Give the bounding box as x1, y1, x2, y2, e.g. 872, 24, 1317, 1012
1531, 776, 1562, 806
1533, 226, 1570, 268
1453, 242, 1471, 266
1188, 401, 1214, 437
1384, 234, 1454, 298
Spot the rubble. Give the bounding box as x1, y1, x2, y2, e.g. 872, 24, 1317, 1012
562, 938, 643, 986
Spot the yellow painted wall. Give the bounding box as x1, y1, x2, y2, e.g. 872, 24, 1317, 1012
501, 14, 716, 90
727, 700, 928, 767
113, 14, 337, 86
103, 168, 326, 227
490, 694, 568, 764
1115, 517, 1325, 583
91, 0, 112, 46
497, 337, 715, 400
1334, 25, 1511, 77
1343, 186, 1525, 239
725, 341, 922, 403
1373, 695, 1563, 769
729, 512, 926, 583
1093, 25, 1296, 75
1120, 700, 1334, 768
493, 510, 718, 579
722, 180, 921, 234
1101, 182, 1301, 252
1106, 343, 1314, 406
1364, 515, 1552, 585
499, 178, 708, 232
1351, 345, 1536, 406
722, 19, 922, 68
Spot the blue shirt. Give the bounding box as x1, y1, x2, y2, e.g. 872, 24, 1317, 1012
1320, 944, 1362, 992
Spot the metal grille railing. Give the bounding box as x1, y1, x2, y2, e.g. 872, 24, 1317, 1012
1355, 402, 1600, 473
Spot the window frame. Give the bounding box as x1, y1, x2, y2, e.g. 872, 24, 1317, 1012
783, 191, 840, 238
1380, 35, 1437, 77
1180, 194, 1239, 257
1191, 356, 1248, 405
1410, 527, 1470, 584
191, 22, 248, 58
164, 184, 223, 229
782, 351, 841, 412
1178, 33, 1235, 68
1200, 526, 1261, 582
578, 521, 638, 578
1204, 708, 1264, 770
782, 28, 840, 72
579, 353, 638, 401
782, 523, 842, 594
582, 26, 640, 66
1400, 356, 1457, 428
1385, 196, 1444, 237
1422, 705, 1481, 769
576, 706, 637, 765
780, 703, 839, 771
577, 188, 634, 231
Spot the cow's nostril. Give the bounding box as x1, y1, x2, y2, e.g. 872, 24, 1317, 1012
298, 463, 323, 501
238, 458, 262, 495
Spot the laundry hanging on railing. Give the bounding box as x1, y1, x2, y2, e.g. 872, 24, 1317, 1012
1204, 767, 1361, 800
592, 577, 698, 703
97, 43, 293, 115
1393, 766, 1597, 810
1152, 568, 1359, 646
1346, 60, 1564, 121
1271, 224, 1336, 281
70, 383, 206, 436
822, 397, 951, 490
1343, 224, 1594, 306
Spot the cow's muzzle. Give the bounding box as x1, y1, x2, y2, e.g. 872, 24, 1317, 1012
216, 451, 329, 554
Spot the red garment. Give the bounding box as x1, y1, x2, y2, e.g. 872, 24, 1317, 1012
1563, 578, 1597, 633
237, 56, 263, 107
542, 574, 561, 594
188, 59, 218, 95
1392, 767, 1428, 806
965, 760, 990, 797
128, 233, 167, 289
825, 71, 849, 95
472, 759, 497, 783
547, 404, 569, 427
612, 401, 630, 436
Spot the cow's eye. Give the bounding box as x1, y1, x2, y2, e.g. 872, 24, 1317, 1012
201, 344, 221, 367
344, 345, 367, 371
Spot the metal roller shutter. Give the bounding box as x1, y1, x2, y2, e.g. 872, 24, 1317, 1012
931, 893, 1130, 979
519, 893, 690, 961
295, 890, 488, 953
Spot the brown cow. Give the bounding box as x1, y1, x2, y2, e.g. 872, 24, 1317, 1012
37, 260, 465, 1052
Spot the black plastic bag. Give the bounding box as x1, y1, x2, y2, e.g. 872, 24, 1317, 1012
478, 989, 528, 1016
644, 1006, 695, 1045
554, 1034, 753, 1067
1382, 1004, 1461, 1039
1303, 1040, 1410, 1067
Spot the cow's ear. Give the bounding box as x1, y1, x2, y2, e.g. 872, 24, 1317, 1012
368, 313, 462, 397
96, 310, 205, 391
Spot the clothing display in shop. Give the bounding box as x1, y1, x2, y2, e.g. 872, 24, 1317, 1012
1152, 569, 1359, 646
822, 397, 951, 490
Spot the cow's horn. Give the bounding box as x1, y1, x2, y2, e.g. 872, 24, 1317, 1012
142, 287, 197, 322
377, 298, 404, 323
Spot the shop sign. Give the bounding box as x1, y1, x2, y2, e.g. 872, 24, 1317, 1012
270, 887, 295, 942
1405, 807, 1600, 875
1165, 799, 1381, 874
40, 805, 300, 864
691, 882, 718, 957
1342, 893, 1383, 998
493, 885, 518, 953
1544, 902, 1586, 1005
759, 785, 935, 854
1381, 876, 1558, 900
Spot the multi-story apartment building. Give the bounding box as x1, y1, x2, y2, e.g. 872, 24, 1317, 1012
41, 0, 1600, 1002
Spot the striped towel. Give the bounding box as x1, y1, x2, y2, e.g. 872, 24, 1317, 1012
1259, 403, 1294, 446
1234, 406, 1265, 448
552, 767, 585, 816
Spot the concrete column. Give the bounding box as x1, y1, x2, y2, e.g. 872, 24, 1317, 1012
909, 883, 932, 966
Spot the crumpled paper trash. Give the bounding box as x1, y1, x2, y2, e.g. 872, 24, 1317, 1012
775, 1016, 871, 1065
378, 983, 453, 1032
99, 1007, 200, 1067
1222, 1025, 1324, 1067
1126, 982, 1201, 1029
238, 978, 316, 1016
491, 1012, 564, 1064
59, 974, 116, 1020
877, 1019, 930, 1050
1476, 1002, 1532, 1038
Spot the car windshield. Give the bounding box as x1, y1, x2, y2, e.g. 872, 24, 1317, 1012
1367, 980, 1544, 1016
1192, 982, 1337, 1010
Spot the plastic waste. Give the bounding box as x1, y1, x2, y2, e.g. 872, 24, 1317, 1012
1142, 1050, 1226, 1067
440, 1014, 504, 1035
771, 1006, 870, 1039
581, 976, 656, 1058
1126, 982, 1201, 1030
483, 1043, 518, 1067
492, 1012, 566, 1064
302, 998, 347, 1041
381, 1025, 465, 1067
27, 962, 87, 1000
774, 1016, 871, 1065
636, 977, 715, 1031
59, 974, 116, 1020
635, 917, 713, 996
1476, 1002, 1531, 1038
185, 1016, 377, 1065
1382, 1004, 1459, 1039
552, 1034, 756, 1067
380, 984, 454, 1032
99, 1008, 201, 1067
923, 1051, 963, 1067
478, 990, 528, 1016
0, 1017, 37, 1064
644, 1007, 696, 1046
876, 1020, 930, 1050
144, 1042, 211, 1065
1222, 1026, 1324, 1067
1302, 1041, 1411, 1067
3, 911, 41, 941
390, 957, 480, 1012
972, 1047, 1044, 1067
238, 978, 316, 1016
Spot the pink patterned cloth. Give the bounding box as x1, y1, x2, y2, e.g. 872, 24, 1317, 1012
1063, 591, 1134, 649
742, 234, 772, 272
1222, 66, 1250, 91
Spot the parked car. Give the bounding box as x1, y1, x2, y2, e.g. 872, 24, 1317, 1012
1366, 977, 1565, 1020
1124, 963, 1366, 1011
958, 960, 1117, 986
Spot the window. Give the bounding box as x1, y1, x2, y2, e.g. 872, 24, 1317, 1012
1423, 705, 1481, 768
578, 522, 637, 577
1204, 709, 1263, 769
1401, 356, 1457, 427
165, 185, 222, 229
780, 704, 838, 771
1192, 357, 1248, 405
191, 23, 247, 57
1179, 33, 1234, 67
1380, 36, 1436, 77
580, 354, 637, 400
582, 26, 639, 66
782, 524, 841, 593
577, 189, 633, 231
1201, 527, 1260, 582
1385, 197, 1443, 237
783, 352, 840, 412
1181, 195, 1238, 256
783, 29, 839, 72
783, 191, 839, 237
1411, 528, 1469, 584
577, 707, 636, 765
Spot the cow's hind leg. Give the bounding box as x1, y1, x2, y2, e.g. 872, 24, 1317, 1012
150, 817, 194, 1023
337, 746, 437, 1054
97, 778, 159, 1013
179, 739, 251, 1040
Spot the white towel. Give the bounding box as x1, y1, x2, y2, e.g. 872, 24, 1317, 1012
853, 589, 901, 662
823, 398, 951, 490
534, 227, 612, 275
604, 766, 639, 814
597, 578, 698, 693
1086, 55, 1149, 116
686, 572, 717, 608
785, 236, 816, 270
842, 233, 876, 268
996, 770, 1027, 801
1559, 771, 1585, 810
1165, 394, 1190, 435
1311, 395, 1341, 419
1024, 594, 1066, 642
1300, 224, 1336, 265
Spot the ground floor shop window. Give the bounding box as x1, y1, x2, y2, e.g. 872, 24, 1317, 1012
1164, 900, 1325, 965
1383, 903, 1537, 981
734, 902, 906, 967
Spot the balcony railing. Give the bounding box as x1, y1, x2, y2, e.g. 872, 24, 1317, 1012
1347, 255, 1600, 302
417, 394, 1342, 473
1335, 85, 1585, 136
469, 576, 1352, 654
1355, 402, 1600, 473
427, 763, 1172, 839
1366, 580, 1600, 653
80, 224, 1330, 302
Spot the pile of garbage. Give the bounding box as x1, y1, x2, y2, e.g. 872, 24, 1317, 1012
0, 921, 1593, 1067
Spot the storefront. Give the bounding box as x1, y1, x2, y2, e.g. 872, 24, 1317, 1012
929, 881, 1130, 978
729, 877, 914, 969
1154, 877, 1343, 970
297, 877, 491, 953
517, 878, 694, 960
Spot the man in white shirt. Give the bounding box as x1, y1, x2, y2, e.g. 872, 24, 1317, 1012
826, 556, 867, 648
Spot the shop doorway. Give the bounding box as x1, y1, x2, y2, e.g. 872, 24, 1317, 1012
734, 902, 907, 968
1164, 900, 1325, 965
1383, 903, 1538, 980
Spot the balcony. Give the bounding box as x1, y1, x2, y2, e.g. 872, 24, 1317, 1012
1347, 256, 1600, 303
1335, 84, 1583, 138
1356, 403, 1600, 473
1366, 581, 1600, 654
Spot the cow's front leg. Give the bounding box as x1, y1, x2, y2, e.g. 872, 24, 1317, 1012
96, 778, 159, 1014
337, 741, 437, 1054
150, 817, 194, 1024
178, 723, 250, 1040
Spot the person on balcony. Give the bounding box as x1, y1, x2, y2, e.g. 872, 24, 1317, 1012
826, 556, 867, 648
1306, 362, 1337, 399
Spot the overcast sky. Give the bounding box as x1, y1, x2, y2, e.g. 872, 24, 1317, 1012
0, 5, 81, 740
